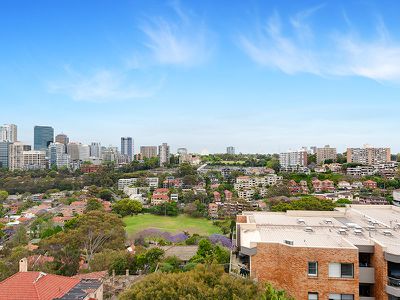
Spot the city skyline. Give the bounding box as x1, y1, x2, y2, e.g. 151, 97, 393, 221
1, 0, 400, 152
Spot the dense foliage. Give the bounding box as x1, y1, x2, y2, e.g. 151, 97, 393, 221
119, 264, 293, 300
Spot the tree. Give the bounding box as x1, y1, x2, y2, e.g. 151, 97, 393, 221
85, 198, 103, 213
112, 198, 143, 217
98, 189, 113, 201
43, 211, 125, 273
119, 264, 260, 300
271, 196, 336, 212
262, 283, 293, 300
0, 190, 8, 202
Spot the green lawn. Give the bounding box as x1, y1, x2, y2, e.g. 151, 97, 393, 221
123, 214, 221, 237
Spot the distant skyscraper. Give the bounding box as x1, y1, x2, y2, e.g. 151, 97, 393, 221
140, 146, 158, 159
0, 124, 17, 142
67, 142, 80, 161
34, 126, 54, 150
49, 142, 70, 168
226, 146, 235, 155
158, 143, 170, 166
0, 141, 10, 169
90, 142, 102, 158
55, 133, 69, 148
121, 137, 133, 161
78, 144, 90, 162
8, 141, 25, 171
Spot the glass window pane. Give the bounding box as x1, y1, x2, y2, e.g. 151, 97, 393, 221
308, 293, 318, 300
341, 295, 354, 300
341, 264, 354, 278
308, 262, 318, 276
329, 294, 341, 300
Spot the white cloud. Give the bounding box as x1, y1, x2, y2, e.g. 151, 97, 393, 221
48, 67, 163, 102
140, 2, 213, 66
238, 8, 400, 84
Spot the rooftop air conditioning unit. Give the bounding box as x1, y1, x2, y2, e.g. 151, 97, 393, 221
354, 229, 363, 235
338, 229, 347, 235
297, 218, 305, 224
383, 230, 392, 236
305, 227, 313, 232
324, 219, 333, 224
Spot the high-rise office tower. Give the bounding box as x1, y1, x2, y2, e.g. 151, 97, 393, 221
158, 143, 170, 166
49, 142, 70, 168
90, 142, 102, 158
226, 146, 235, 155
78, 144, 90, 161
140, 146, 158, 159
121, 137, 133, 161
34, 126, 54, 150
67, 142, 80, 161
55, 133, 69, 148
0, 124, 17, 142
0, 141, 10, 169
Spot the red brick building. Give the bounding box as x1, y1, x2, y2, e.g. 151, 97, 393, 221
234, 206, 400, 299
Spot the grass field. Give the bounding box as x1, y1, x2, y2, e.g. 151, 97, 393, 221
123, 214, 222, 237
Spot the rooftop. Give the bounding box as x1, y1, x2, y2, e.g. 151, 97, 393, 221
238, 205, 400, 255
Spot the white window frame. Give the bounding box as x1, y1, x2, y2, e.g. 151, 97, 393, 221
308, 292, 318, 300
308, 261, 318, 276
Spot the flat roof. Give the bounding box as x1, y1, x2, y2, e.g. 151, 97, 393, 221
238, 205, 400, 254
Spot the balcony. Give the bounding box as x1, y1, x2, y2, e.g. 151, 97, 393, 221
359, 267, 375, 284
386, 277, 400, 297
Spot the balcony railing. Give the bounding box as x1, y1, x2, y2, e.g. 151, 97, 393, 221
388, 277, 400, 287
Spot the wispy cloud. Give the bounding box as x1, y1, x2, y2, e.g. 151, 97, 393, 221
48, 67, 164, 102
140, 1, 213, 66
238, 7, 400, 84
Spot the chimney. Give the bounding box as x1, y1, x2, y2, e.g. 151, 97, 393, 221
19, 258, 28, 272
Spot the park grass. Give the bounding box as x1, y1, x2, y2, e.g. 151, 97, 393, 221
123, 214, 222, 237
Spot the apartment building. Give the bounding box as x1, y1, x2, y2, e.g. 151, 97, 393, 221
118, 177, 159, 190
234, 174, 283, 190
279, 150, 308, 168
347, 146, 391, 165
8, 141, 25, 171
0, 124, 17, 142
140, 146, 158, 159
22, 151, 47, 170
316, 145, 337, 164
234, 206, 400, 300
158, 143, 170, 166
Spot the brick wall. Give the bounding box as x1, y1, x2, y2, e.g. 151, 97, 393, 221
372, 243, 388, 300
251, 243, 359, 300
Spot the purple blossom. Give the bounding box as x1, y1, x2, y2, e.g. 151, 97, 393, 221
209, 234, 232, 249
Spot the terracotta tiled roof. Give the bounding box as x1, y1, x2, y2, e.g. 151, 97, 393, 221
0, 272, 79, 300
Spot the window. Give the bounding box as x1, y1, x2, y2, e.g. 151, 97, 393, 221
341, 263, 354, 278
308, 262, 318, 276
308, 292, 318, 300
328, 263, 354, 278
329, 294, 354, 300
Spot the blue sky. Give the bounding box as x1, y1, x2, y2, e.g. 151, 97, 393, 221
1, 0, 400, 154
